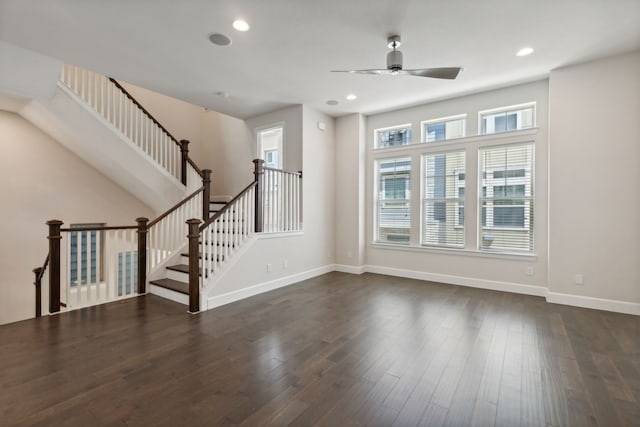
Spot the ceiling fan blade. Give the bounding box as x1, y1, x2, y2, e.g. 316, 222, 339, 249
402, 67, 462, 79
331, 69, 396, 75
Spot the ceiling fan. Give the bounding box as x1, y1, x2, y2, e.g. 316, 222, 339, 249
332, 35, 462, 80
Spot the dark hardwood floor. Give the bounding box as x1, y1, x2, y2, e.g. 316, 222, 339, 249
1, 272, 638, 426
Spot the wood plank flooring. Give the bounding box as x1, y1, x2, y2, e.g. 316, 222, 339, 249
1, 272, 638, 426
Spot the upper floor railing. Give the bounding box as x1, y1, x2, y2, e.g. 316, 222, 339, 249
59, 64, 203, 186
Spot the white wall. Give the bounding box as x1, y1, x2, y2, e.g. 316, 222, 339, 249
334, 113, 366, 267
363, 80, 550, 291
245, 105, 304, 173
205, 105, 335, 302
548, 51, 640, 304
0, 110, 154, 324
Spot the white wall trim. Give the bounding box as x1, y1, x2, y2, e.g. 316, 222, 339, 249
363, 265, 547, 297
205, 264, 334, 310
199, 262, 637, 316
546, 290, 640, 316
334, 264, 366, 274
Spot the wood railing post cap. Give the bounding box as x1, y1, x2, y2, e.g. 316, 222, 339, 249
32, 267, 43, 274
186, 218, 202, 225
46, 219, 63, 225
136, 217, 149, 223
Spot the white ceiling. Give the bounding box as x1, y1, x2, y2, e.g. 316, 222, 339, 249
1, 0, 638, 119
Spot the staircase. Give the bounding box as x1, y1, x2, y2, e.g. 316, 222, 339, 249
149, 199, 229, 303
29, 64, 303, 316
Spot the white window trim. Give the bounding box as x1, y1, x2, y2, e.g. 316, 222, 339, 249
478, 102, 536, 135
374, 123, 412, 149
374, 156, 412, 245
420, 114, 467, 143
255, 122, 285, 168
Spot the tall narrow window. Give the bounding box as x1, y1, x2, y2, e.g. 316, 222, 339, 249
69, 224, 104, 286
421, 115, 466, 142
422, 151, 466, 247
257, 125, 283, 168
376, 124, 412, 148
480, 104, 535, 134
376, 158, 411, 243
479, 144, 534, 252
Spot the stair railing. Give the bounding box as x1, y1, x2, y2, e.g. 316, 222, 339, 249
59, 64, 203, 186
185, 159, 303, 313
32, 254, 49, 317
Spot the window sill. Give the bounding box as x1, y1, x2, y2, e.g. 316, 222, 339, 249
371, 242, 537, 261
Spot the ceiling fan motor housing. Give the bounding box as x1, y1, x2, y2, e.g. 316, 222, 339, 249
387, 50, 403, 71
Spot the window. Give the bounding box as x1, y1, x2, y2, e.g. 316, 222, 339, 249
422, 151, 466, 247
480, 104, 535, 134
376, 124, 412, 148
118, 252, 138, 296
479, 144, 534, 251
257, 125, 283, 168
421, 115, 466, 142
376, 158, 411, 243
69, 224, 104, 286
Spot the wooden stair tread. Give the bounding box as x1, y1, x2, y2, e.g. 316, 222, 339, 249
181, 252, 226, 261
167, 263, 204, 276
149, 278, 188, 295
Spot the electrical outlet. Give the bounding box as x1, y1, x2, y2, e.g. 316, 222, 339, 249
526, 266, 534, 276
267, 263, 272, 272
283, 259, 288, 269
575, 274, 584, 285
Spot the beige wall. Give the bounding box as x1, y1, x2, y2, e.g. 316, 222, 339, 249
334, 113, 366, 267
548, 51, 640, 303
0, 110, 154, 324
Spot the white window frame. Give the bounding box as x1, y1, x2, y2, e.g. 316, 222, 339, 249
478, 102, 536, 135
256, 123, 284, 169
421, 150, 466, 248
420, 114, 467, 143
478, 142, 534, 253
374, 123, 412, 149
374, 156, 412, 245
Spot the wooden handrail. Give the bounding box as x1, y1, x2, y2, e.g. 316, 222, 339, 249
35, 254, 49, 283
187, 157, 204, 178
148, 187, 204, 228
108, 78, 182, 148
262, 166, 303, 176
199, 181, 257, 232
60, 225, 137, 233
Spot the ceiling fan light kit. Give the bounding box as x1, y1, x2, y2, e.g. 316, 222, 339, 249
332, 34, 462, 80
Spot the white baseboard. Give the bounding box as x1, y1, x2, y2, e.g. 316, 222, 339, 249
363, 265, 547, 297
198, 261, 638, 316
205, 264, 334, 310
333, 264, 366, 275
546, 291, 640, 316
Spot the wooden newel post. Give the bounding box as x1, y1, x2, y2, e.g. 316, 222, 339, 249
253, 159, 265, 233
187, 218, 202, 313
136, 217, 149, 294
180, 139, 190, 185
46, 220, 63, 313
32, 267, 42, 317
202, 169, 212, 221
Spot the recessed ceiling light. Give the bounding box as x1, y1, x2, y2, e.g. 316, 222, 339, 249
516, 47, 534, 57
209, 33, 232, 46
346, 94, 357, 101
232, 19, 250, 32
326, 100, 339, 106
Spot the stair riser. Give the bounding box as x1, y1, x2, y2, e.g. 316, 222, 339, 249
167, 269, 190, 282
149, 284, 189, 306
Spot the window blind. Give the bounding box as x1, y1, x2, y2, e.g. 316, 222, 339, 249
376, 157, 411, 243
